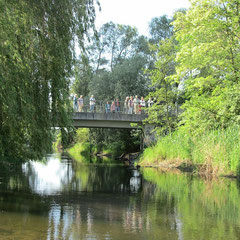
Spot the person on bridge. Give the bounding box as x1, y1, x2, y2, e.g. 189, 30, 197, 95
124, 97, 129, 114
111, 101, 116, 113
128, 96, 134, 114
78, 95, 84, 112
105, 101, 110, 113
73, 94, 78, 112
133, 95, 140, 114
139, 97, 146, 114
90, 95, 96, 112
115, 98, 120, 112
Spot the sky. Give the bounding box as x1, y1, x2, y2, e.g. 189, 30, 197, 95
95, 0, 191, 36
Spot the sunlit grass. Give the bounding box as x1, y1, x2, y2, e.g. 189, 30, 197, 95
140, 130, 191, 165
67, 142, 91, 163
140, 125, 240, 176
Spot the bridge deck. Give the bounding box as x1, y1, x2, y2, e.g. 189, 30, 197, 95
72, 112, 147, 129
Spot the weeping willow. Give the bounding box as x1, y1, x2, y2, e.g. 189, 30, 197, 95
0, 0, 98, 159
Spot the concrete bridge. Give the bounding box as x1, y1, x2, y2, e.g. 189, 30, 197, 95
72, 112, 147, 129
72, 112, 155, 145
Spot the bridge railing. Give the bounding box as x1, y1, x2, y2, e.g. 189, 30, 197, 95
72, 100, 150, 114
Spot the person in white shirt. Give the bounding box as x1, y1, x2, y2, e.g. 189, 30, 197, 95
89, 95, 96, 112
140, 97, 146, 114
133, 95, 140, 114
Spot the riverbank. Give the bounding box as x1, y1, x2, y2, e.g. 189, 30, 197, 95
139, 126, 240, 178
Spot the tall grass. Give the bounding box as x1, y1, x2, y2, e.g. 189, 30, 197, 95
140, 130, 191, 165
140, 125, 240, 176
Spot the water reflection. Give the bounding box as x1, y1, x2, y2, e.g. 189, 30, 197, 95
129, 170, 141, 193
0, 155, 240, 239
23, 156, 73, 195
21, 154, 141, 195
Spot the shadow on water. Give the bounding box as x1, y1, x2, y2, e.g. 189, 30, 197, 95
0, 154, 240, 239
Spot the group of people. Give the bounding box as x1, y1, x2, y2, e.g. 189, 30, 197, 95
122, 96, 153, 114
73, 94, 154, 114
73, 94, 84, 112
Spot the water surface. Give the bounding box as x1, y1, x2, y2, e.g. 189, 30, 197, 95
0, 154, 240, 239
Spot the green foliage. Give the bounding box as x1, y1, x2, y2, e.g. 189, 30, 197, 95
141, 125, 240, 176
86, 22, 152, 100
52, 131, 62, 152
143, 0, 240, 175
140, 129, 191, 164
149, 15, 173, 44
88, 71, 114, 100
89, 128, 141, 155
72, 56, 92, 97
0, 0, 98, 160
173, 0, 240, 133
146, 38, 179, 134
67, 142, 91, 162
88, 22, 139, 72
75, 128, 90, 143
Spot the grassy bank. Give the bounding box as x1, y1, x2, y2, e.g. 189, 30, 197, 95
140, 126, 240, 177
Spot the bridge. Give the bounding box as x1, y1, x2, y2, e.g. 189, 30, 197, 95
72, 111, 155, 146
72, 112, 147, 129
71, 100, 155, 145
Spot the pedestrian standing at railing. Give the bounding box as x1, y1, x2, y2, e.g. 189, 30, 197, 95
139, 97, 146, 114
105, 101, 110, 113
128, 96, 134, 114
90, 95, 96, 112
124, 96, 129, 114
133, 95, 140, 114
115, 98, 120, 112
111, 101, 116, 113
73, 94, 78, 112
78, 95, 84, 112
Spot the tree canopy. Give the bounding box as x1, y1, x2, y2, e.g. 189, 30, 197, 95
174, 0, 240, 133
145, 0, 240, 136
0, 0, 98, 159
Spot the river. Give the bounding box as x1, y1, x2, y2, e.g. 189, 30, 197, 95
0, 154, 240, 240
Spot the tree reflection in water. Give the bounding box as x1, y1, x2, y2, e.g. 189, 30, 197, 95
0, 154, 240, 240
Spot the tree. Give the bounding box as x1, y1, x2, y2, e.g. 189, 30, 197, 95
146, 38, 178, 134
112, 55, 151, 99
86, 22, 152, 101
88, 22, 139, 71
0, 0, 98, 159
173, 0, 240, 133
149, 15, 173, 44
72, 55, 92, 97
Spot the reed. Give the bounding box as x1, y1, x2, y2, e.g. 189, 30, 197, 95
140, 130, 191, 165
140, 125, 240, 176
